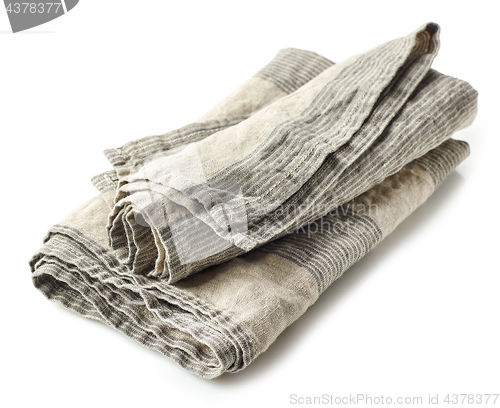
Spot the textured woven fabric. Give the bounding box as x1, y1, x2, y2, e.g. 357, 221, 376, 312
30, 22, 477, 379
105, 23, 476, 284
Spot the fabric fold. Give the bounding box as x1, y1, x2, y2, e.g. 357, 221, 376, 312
30, 138, 470, 379
106, 23, 476, 284
93, 47, 335, 192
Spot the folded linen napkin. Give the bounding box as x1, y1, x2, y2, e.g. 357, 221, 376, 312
30, 23, 477, 379
105, 23, 475, 285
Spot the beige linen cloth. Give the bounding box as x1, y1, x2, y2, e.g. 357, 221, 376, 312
30, 22, 477, 378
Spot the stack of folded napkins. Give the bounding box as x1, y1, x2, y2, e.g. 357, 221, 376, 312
30, 22, 478, 379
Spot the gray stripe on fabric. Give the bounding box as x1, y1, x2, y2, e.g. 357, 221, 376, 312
91, 170, 118, 193
104, 115, 248, 169
413, 139, 470, 186
251, 69, 478, 244
258, 212, 383, 294
30, 225, 255, 379
255, 48, 334, 94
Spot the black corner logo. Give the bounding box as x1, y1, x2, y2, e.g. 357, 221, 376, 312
4, 1, 79, 33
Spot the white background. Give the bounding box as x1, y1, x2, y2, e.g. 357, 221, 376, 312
1, 1, 498, 407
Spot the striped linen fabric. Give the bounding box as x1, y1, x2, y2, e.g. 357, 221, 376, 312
105, 22, 476, 284
30, 22, 477, 379
92, 47, 335, 193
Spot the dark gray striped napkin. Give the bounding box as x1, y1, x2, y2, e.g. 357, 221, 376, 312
30, 22, 477, 378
